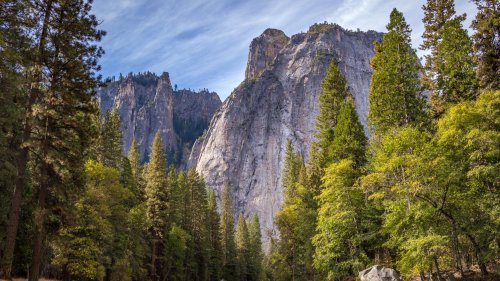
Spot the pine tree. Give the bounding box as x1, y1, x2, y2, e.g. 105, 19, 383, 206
23, 1, 105, 279
329, 98, 367, 167
421, 0, 478, 117
248, 214, 263, 281
186, 169, 209, 281
313, 159, 367, 279
128, 137, 142, 182
207, 189, 222, 281
236, 213, 250, 281
282, 140, 302, 200
471, 0, 500, 90
313, 59, 351, 167
313, 96, 369, 279
220, 185, 237, 280
435, 17, 478, 104
144, 131, 168, 281
275, 145, 316, 281
97, 107, 124, 168
307, 59, 352, 199
0, 1, 32, 277
368, 8, 427, 137
421, 0, 457, 92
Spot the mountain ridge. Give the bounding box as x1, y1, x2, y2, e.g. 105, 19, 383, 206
98, 71, 222, 166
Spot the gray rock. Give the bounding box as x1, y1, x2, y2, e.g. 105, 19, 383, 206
97, 72, 221, 163
359, 265, 401, 281
189, 24, 382, 239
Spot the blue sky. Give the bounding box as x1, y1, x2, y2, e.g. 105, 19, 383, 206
92, 0, 477, 100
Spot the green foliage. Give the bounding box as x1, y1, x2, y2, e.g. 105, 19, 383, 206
329, 99, 367, 167
144, 132, 168, 239
163, 224, 189, 281
313, 159, 368, 279
436, 18, 478, 103
368, 9, 427, 136
96, 108, 124, 168
248, 214, 264, 281
53, 160, 134, 280
207, 189, 222, 281
308, 22, 341, 33
315, 59, 350, 165
236, 213, 250, 280
421, 0, 457, 92
274, 143, 316, 281
471, 0, 500, 90
128, 137, 143, 185
220, 185, 238, 280
361, 90, 500, 277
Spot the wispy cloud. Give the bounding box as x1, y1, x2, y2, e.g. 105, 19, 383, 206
92, 0, 477, 100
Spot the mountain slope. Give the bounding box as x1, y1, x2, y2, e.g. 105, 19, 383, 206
189, 24, 382, 234
98, 72, 221, 164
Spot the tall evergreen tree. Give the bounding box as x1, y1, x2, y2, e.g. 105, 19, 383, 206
207, 189, 222, 281
186, 169, 209, 281
236, 213, 250, 281
313, 97, 369, 279
275, 144, 316, 281
248, 214, 264, 281
307, 58, 353, 199
0, 1, 31, 277
128, 137, 142, 182
471, 0, 500, 90
144, 131, 168, 281
315, 59, 350, 163
420, 0, 457, 91
220, 185, 237, 280
368, 8, 427, 136
329, 98, 367, 167
421, 0, 478, 117
97, 108, 123, 168
24, 1, 105, 279
435, 18, 478, 104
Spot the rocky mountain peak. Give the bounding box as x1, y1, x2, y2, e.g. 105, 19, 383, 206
97, 72, 221, 166
245, 28, 290, 80
190, 24, 382, 238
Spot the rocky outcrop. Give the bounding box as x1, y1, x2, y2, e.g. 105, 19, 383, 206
98, 72, 221, 163
359, 265, 401, 281
245, 28, 290, 80
189, 24, 382, 236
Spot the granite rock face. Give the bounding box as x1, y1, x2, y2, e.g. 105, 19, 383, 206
189, 24, 382, 236
245, 28, 290, 80
98, 72, 221, 164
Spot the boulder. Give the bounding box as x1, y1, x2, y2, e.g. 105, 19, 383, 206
359, 265, 401, 281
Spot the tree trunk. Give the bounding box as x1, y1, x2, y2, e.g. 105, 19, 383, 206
151, 239, 157, 281
433, 256, 443, 281
28, 171, 49, 281
432, 205, 488, 276
419, 271, 426, 281
0, 150, 27, 279
0, 0, 54, 278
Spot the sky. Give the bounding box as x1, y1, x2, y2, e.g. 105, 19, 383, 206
92, 0, 477, 100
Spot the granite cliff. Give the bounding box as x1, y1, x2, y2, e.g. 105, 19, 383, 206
98, 72, 221, 165
189, 24, 382, 235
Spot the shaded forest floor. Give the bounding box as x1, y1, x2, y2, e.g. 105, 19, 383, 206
407, 262, 500, 281
2, 262, 498, 281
